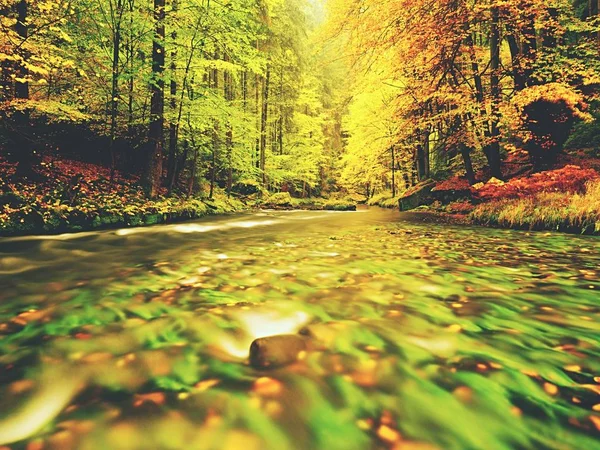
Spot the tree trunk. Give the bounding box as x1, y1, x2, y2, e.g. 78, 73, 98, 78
15, 0, 29, 100
423, 129, 430, 179
460, 145, 476, 185
541, 8, 559, 49
127, 0, 135, 136
109, 0, 124, 182
255, 73, 260, 169
209, 52, 219, 199
522, 14, 537, 87
171, 2, 209, 191
224, 54, 233, 197
210, 123, 218, 199
416, 144, 427, 181
242, 70, 247, 111
13, 0, 35, 179
143, 0, 166, 198
505, 30, 526, 91
188, 148, 198, 198
260, 66, 270, 185
391, 146, 396, 197
279, 67, 284, 155
596, 0, 600, 49
488, 6, 502, 179
167, 0, 178, 193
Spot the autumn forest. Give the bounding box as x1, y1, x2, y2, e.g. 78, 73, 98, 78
0, 1, 600, 449
1, 0, 600, 232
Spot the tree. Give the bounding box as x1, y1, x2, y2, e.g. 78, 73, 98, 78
143, 0, 166, 198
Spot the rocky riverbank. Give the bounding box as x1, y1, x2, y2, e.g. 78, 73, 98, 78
368, 154, 600, 235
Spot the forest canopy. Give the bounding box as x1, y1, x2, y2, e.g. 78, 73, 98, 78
1, 0, 343, 199
1, 0, 599, 204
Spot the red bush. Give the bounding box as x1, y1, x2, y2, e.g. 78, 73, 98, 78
475, 165, 599, 202
433, 176, 472, 192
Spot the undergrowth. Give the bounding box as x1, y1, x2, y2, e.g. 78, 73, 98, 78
471, 180, 600, 234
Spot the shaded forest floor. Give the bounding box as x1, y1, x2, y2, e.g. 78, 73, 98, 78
0, 155, 356, 237
372, 149, 600, 235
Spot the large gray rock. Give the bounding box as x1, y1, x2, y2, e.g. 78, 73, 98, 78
431, 188, 473, 204
398, 181, 436, 211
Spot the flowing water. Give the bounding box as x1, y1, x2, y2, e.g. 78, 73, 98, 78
0, 208, 599, 450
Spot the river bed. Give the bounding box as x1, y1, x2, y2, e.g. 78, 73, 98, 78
0, 208, 599, 449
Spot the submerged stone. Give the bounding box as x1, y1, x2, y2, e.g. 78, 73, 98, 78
249, 334, 307, 369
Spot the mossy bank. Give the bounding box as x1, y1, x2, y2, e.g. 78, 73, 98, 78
0, 194, 247, 237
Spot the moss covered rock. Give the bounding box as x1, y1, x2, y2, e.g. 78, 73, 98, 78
399, 181, 436, 211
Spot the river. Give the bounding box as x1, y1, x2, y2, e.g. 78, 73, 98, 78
0, 208, 599, 450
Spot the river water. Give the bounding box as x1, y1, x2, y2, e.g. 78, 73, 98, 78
0, 208, 599, 450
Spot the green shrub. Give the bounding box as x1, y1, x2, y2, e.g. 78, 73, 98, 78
264, 192, 293, 207
323, 198, 357, 211
367, 192, 398, 209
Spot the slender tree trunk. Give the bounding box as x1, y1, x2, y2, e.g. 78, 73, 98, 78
522, 13, 537, 87
172, 3, 209, 192
109, 0, 124, 182
541, 8, 559, 48
127, 0, 135, 136
465, 34, 483, 104
143, 0, 166, 198
460, 145, 476, 185
488, 7, 502, 179
505, 30, 526, 91
596, 0, 600, 49
13, 0, 35, 179
423, 129, 430, 179
465, 34, 493, 158
209, 52, 219, 199
391, 146, 396, 197
210, 123, 218, 199
167, 0, 178, 193
260, 66, 270, 185
242, 70, 247, 111
416, 145, 427, 181
255, 73, 260, 169
278, 67, 284, 155
278, 117, 283, 155
188, 148, 198, 197
15, 1, 29, 100
224, 54, 233, 197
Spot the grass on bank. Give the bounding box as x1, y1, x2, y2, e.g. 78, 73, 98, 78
260, 192, 357, 211
367, 192, 399, 209
471, 180, 600, 234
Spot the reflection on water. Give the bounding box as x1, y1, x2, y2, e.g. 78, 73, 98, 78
0, 208, 599, 449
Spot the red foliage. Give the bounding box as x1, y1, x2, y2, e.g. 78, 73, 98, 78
38, 156, 139, 185
475, 165, 599, 201
433, 176, 472, 192
557, 151, 600, 173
